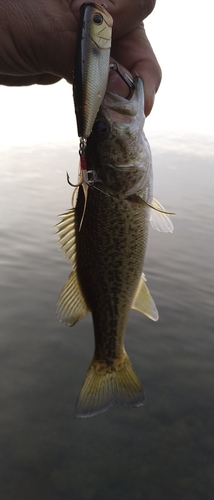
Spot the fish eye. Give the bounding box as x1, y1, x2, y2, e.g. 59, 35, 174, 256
93, 120, 110, 140
93, 13, 103, 25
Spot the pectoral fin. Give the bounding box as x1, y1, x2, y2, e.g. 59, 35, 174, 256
131, 274, 159, 321
135, 193, 174, 233
149, 197, 174, 233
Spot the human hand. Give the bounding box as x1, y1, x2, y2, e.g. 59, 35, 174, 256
0, 0, 161, 115
105, 0, 162, 115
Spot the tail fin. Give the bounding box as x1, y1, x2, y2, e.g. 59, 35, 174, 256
76, 352, 145, 418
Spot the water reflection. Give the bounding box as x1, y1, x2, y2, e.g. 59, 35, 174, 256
1, 136, 214, 500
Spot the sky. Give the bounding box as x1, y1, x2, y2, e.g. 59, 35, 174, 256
0, 0, 213, 147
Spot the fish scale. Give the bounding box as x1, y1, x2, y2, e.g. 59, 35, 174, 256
75, 186, 149, 362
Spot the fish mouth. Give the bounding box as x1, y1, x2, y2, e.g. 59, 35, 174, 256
103, 76, 144, 117
109, 61, 135, 100
99, 76, 145, 131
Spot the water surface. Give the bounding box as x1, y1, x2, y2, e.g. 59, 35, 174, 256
1, 135, 214, 500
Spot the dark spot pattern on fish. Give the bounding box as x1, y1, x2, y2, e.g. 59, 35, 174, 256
75, 185, 149, 363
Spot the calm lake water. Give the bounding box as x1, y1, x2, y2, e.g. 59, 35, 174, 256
1, 134, 214, 500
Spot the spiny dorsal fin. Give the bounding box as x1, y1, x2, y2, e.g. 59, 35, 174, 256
131, 273, 159, 321
55, 209, 76, 264
56, 268, 89, 326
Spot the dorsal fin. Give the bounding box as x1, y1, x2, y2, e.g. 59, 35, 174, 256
55, 209, 76, 264
56, 268, 89, 326
55, 208, 89, 326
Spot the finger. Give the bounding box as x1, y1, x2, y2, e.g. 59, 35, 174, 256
111, 24, 161, 115
130, 31, 161, 116
105, 0, 157, 39
0, 74, 61, 86
132, 55, 161, 116
107, 59, 133, 98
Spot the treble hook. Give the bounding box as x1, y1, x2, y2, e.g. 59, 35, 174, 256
66, 170, 100, 188
109, 61, 135, 99
66, 171, 82, 188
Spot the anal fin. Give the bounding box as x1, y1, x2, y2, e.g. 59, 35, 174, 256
131, 273, 159, 321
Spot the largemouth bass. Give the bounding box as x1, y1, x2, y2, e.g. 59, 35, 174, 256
73, 2, 113, 139
56, 77, 173, 418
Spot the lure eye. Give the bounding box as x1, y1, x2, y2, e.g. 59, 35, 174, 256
93, 120, 110, 140
93, 13, 103, 25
